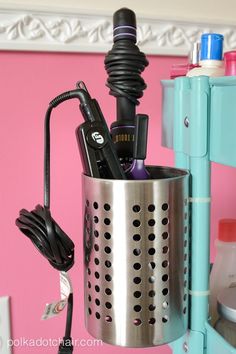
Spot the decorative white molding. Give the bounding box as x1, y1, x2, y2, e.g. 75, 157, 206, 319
0, 8, 236, 55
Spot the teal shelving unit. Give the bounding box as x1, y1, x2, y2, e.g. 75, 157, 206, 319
161, 76, 236, 354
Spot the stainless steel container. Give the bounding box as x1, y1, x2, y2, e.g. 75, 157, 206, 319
82, 166, 189, 347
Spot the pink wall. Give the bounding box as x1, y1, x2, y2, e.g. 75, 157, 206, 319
1, 51, 236, 354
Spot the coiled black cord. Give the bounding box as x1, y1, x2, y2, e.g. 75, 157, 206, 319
15, 88, 91, 354
105, 39, 149, 105
16, 94, 82, 270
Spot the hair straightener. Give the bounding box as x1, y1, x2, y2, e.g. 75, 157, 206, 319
75, 82, 125, 179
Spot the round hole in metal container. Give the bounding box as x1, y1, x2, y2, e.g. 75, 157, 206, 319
105, 260, 112, 268
149, 304, 156, 311
162, 232, 169, 240
148, 204, 155, 212
104, 246, 111, 254
133, 291, 142, 298
148, 248, 155, 256
149, 290, 155, 297
133, 234, 141, 241
133, 319, 142, 326
104, 218, 111, 225
105, 302, 112, 309
133, 263, 141, 270
162, 260, 169, 268
162, 218, 169, 225
104, 203, 111, 211
162, 203, 169, 211
105, 288, 112, 295
95, 272, 100, 279
133, 220, 141, 227
148, 233, 155, 241
133, 277, 141, 284
133, 205, 141, 213
133, 248, 141, 256
162, 316, 169, 323
148, 262, 156, 270
94, 216, 99, 224
162, 288, 169, 296
162, 301, 169, 309
163, 246, 169, 254
104, 232, 111, 240
134, 305, 142, 312
95, 285, 100, 293
148, 219, 155, 227
93, 202, 98, 209
162, 274, 169, 282
149, 276, 155, 283
105, 274, 112, 282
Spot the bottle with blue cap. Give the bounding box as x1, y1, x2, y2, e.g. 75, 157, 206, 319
187, 33, 224, 77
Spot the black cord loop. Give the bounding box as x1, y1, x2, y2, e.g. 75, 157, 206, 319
105, 39, 149, 105
16, 205, 74, 272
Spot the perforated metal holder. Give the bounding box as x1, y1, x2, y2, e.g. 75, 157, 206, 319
83, 166, 189, 347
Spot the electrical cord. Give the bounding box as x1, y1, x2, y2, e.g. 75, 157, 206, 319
105, 39, 149, 105
15, 87, 93, 354
58, 293, 74, 353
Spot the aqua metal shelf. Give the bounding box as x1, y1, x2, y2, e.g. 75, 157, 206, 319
161, 76, 236, 354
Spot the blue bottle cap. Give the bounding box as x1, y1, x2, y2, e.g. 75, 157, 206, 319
200, 33, 224, 61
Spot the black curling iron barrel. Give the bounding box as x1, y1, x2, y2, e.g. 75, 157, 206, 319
105, 8, 149, 163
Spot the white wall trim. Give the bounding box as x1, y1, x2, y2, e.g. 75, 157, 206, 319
0, 7, 236, 55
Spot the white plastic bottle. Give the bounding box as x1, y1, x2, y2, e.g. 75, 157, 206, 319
187, 33, 224, 77
210, 219, 236, 325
